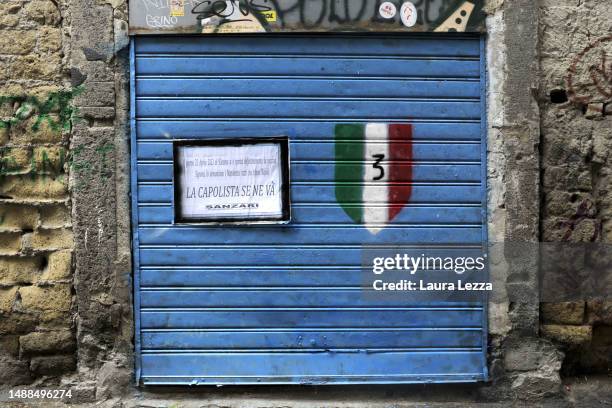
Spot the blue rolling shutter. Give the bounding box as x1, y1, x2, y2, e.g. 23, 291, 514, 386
131, 34, 488, 385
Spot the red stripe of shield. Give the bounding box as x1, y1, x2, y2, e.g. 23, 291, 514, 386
388, 124, 413, 221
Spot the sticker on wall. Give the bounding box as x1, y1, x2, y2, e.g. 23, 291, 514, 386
379, 2, 397, 19
400, 2, 417, 27
335, 123, 413, 234
170, 0, 185, 17
259, 10, 277, 22
434, 1, 475, 32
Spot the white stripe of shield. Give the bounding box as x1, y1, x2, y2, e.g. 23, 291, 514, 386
363, 123, 389, 234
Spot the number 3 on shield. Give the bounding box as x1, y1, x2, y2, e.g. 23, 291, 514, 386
372, 154, 385, 181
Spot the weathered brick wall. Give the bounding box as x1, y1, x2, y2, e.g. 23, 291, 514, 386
0, 0, 76, 385
539, 0, 612, 375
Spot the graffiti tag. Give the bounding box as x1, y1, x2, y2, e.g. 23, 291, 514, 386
566, 35, 612, 105
0, 87, 83, 133
146, 14, 179, 27
131, 0, 486, 33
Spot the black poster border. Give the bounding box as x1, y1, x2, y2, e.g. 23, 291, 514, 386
172, 137, 291, 225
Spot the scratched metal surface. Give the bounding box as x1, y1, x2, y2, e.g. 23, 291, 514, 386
131, 34, 487, 385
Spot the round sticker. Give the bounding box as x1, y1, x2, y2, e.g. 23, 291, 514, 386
379, 2, 397, 19
400, 2, 417, 27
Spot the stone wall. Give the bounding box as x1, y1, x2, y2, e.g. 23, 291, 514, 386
0, 0, 132, 396
0, 0, 77, 386
68, 0, 133, 401
539, 0, 612, 375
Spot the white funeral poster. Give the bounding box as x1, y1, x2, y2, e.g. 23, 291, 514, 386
176, 141, 285, 221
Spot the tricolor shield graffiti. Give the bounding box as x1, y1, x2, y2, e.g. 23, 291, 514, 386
334, 123, 413, 234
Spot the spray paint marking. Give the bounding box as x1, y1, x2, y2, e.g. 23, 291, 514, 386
566, 35, 612, 105
0, 87, 83, 133
334, 123, 413, 234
